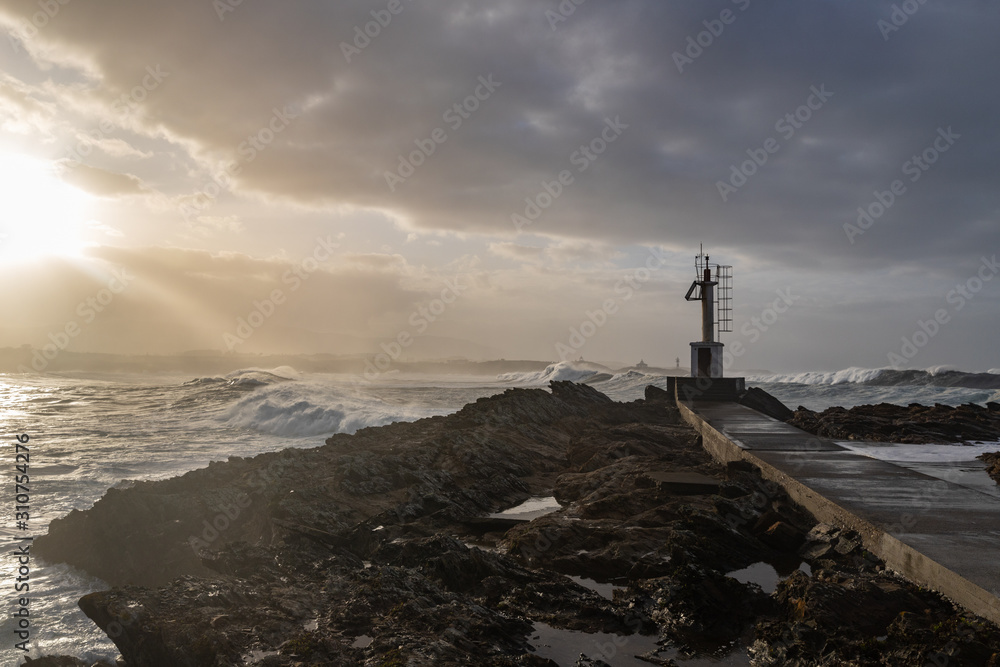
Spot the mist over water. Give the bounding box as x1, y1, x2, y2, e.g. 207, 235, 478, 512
1, 363, 998, 662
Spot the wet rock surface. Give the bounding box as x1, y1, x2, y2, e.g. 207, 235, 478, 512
980, 452, 1000, 484
788, 401, 1000, 444
35, 384, 1000, 666
738, 386, 796, 422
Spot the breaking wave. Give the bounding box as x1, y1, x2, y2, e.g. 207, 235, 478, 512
220, 380, 448, 437
497, 361, 603, 385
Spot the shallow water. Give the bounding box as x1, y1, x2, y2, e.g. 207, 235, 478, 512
567, 574, 625, 600
726, 560, 811, 595
489, 496, 562, 521
529, 622, 751, 666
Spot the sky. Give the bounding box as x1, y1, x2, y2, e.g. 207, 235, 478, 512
0, 0, 997, 373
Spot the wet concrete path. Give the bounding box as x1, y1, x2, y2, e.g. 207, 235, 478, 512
678, 400, 1000, 625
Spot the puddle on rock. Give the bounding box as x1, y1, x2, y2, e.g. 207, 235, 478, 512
351, 634, 373, 649
529, 622, 660, 666
489, 496, 561, 521
725, 559, 811, 595
567, 575, 626, 600
530, 623, 749, 666
243, 650, 280, 664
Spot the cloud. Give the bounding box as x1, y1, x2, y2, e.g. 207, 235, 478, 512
0, 2, 997, 370
0, 1, 993, 270
75, 134, 152, 159
489, 240, 622, 266
57, 162, 145, 197
187, 215, 244, 236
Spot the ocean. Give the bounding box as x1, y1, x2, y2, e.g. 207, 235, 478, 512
2, 363, 999, 663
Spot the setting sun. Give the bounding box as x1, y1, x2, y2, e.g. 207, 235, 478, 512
0, 152, 94, 262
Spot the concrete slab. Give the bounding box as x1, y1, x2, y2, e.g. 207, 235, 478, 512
753, 450, 921, 479
722, 433, 846, 452
720, 421, 808, 434
677, 399, 1000, 625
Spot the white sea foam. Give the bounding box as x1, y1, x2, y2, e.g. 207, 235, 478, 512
745, 367, 888, 385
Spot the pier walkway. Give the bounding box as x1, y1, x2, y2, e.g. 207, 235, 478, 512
677, 399, 1000, 625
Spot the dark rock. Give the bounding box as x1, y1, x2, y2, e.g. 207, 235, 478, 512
738, 387, 795, 422
644, 384, 674, 403
750, 569, 996, 665
637, 564, 774, 650
759, 521, 805, 552
788, 401, 1000, 444
979, 452, 1000, 484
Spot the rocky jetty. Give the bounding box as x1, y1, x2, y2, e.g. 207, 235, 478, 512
34, 383, 1000, 666
787, 401, 1000, 444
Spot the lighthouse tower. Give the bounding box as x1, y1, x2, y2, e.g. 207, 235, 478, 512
684, 246, 732, 378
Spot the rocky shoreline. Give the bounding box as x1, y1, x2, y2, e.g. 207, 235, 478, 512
32, 384, 1000, 666
787, 401, 1000, 444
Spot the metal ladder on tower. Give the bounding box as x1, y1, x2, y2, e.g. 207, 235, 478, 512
716, 265, 733, 339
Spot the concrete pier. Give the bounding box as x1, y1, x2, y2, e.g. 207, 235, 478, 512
677, 398, 1000, 625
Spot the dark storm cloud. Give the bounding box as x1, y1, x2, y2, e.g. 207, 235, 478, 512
2, 0, 997, 272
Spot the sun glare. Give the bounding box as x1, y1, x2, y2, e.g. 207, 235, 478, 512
0, 152, 94, 262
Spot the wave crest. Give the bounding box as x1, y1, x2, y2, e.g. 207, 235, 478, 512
749, 366, 1000, 390
497, 361, 601, 385
221, 381, 446, 437
746, 367, 887, 385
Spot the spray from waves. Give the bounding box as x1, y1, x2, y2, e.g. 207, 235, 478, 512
497, 361, 604, 385
221, 380, 449, 437
748, 366, 1000, 390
